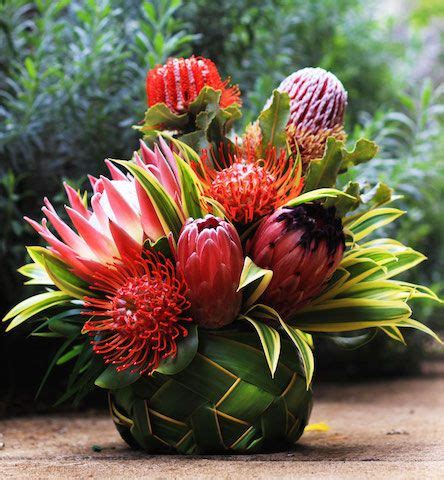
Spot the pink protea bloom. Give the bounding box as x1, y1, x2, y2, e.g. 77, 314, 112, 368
176, 215, 244, 328
25, 139, 183, 283
248, 203, 345, 318
275, 67, 347, 133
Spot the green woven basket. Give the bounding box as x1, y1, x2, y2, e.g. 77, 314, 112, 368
109, 331, 312, 454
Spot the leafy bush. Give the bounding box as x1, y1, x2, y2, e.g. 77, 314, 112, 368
180, 0, 405, 124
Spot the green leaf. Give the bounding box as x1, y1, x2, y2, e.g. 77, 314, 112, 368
397, 318, 442, 344
95, 364, 140, 389
188, 86, 221, 115
303, 137, 343, 191
339, 138, 379, 171
3, 291, 72, 331
48, 309, 83, 337
173, 152, 205, 219
380, 326, 406, 344
116, 160, 184, 239
347, 208, 405, 241
237, 257, 273, 307
279, 323, 314, 389
140, 103, 188, 132
246, 304, 314, 388
324, 182, 361, 217
18, 262, 52, 285
258, 90, 290, 149
42, 254, 92, 299
284, 187, 356, 208
56, 345, 83, 365
292, 298, 411, 332
148, 236, 174, 260
155, 324, 198, 375
241, 316, 281, 378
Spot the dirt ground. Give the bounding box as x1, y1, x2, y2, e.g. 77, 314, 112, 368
1, 363, 443, 479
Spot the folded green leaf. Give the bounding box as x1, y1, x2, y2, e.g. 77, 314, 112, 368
339, 138, 378, 171
140, 103, 188, 132
237, 257, 273, 307
241, 315, 281, 378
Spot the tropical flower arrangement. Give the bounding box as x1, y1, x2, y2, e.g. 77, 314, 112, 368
3, 56, 442, 455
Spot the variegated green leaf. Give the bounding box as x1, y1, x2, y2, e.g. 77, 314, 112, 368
346, 208, 404, 241
292, 298, 411, 332
237, 257, 273, 307
396, 318, 442, 344
173, 152, 206, 219
380, 326, 406, 344
241, 316, 281, 377
285, 188, 355, 207
3, 291, 73, 331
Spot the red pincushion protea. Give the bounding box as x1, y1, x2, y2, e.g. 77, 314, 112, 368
82, 251, 191, 375
248, 203, 345, 318
197, 144, 303, 225
176, 215, 243, 328
146, 56, 241, 114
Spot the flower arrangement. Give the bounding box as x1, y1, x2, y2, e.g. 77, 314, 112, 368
3, 56, 442, 455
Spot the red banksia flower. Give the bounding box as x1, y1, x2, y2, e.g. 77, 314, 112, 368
146, 56, 241, 114
197, 145, 303, 225
83, 252, 191, 375
248, 203, 345, 317
177, 215, 243, 328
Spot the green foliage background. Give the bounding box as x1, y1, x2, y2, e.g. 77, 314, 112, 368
0, 0, 443, 410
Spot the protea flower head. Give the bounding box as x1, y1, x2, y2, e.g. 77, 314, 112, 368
83, 251, 191, 375
196, 144, 303, 225
176, 215, 243, 328
269, 67, 347, 166
146, 56, 241, 114
25, 138, 184, 283
248, 203, 345, 317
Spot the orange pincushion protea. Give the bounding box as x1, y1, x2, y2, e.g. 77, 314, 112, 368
82, 251, 191, 375
196, 144, 303, 225
146, 56, 241, 114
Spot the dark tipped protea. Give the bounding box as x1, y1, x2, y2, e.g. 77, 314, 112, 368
248, 203, 345, 317
146, 56, 241, 114
177, 215, 244, 328
271, 67, 348, 166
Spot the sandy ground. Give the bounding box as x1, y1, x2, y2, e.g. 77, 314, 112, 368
1, 366, 444, 479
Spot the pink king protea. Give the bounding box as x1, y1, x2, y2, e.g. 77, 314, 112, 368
25, 138, 184, 283
176, 215, 244, 328
248, 203, 345, 318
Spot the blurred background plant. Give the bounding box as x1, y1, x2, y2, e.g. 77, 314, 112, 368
0, 0, 443, 411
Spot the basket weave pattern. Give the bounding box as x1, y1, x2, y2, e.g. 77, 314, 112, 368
110, 333, 312, 454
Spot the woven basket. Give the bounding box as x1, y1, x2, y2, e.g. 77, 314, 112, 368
109, 331, 312, 454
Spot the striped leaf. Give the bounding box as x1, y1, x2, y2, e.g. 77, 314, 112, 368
241, 316, 281, 378
346, 208, 404, 241
285, 188, 355, 208
173, 152, 206, 219
237, 257, 273, 307
380, 326, 406, 344
292, 298, 411, 332
3, 291, 72, 331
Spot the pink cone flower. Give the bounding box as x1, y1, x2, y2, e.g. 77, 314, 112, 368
248, 203, 345, 318
275, 67, 347, 133
25, 139, 184, 283
176, 215, 244, 328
